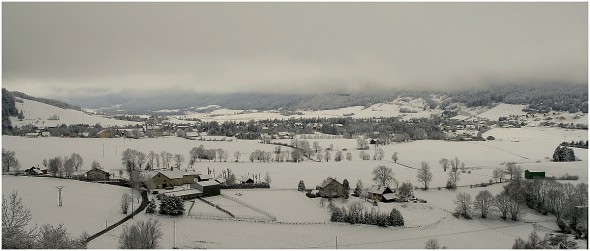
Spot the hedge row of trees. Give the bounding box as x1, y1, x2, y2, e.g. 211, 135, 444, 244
329, 201, 404, 227
560, 140, 588, 149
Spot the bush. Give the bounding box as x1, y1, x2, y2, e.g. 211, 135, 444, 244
159, 195, 184, 216
145, 199, 156, 214
329, 203, 404, 227
119, 219, 163, 249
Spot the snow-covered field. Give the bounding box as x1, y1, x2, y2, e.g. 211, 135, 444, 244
3, 99, 588, 249
1, 175, 130, 236
11, 98, 137, 127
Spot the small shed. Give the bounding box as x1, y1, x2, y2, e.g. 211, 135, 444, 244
240, 177, 254, 184
192, 180, 221, 197
525, 170, 545, 179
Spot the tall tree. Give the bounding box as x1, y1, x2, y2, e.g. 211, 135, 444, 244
2, 149, 20, 173
492, 168, 505, 183
372, 165, 394, 187
417, 161, 433, 190
439, 158, 449, 172
391, 152, 399, 163
473, 190, 493, 218
356, 136, 369, 150
173, 154, 185, 169
69, 153, 83, 171
454, 192, 472, 219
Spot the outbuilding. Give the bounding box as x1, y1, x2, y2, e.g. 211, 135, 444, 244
525, 170, 545, 179
192, 180, 221, 197
86, 168, 110, 181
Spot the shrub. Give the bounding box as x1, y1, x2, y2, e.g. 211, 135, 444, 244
159, 195, 184, 216
145, 199, 156, 214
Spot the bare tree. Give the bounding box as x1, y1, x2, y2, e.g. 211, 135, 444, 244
264, 171, 271, 184
154, 154, 160, 168
473, 190, 494, 218
147, 151, 157, 170
121, 193, 130, 214
439, 158, 449, 172
91, 160, 102, 170
417, 161, 433, 190
2, 149, 20, 173
233, 151, 241, 162
2, 191, 35, 249
425, 238, 446, 249
391, 152, 399, 163
334, 151, 343, 162
136, 151, 147, 169
48, 157, 63, 177
324, 151, 331, 162
372, 165, 394, 187
356, 136, 369, 150
118, 219, 163, 249
492, 168, 505, 183
173, 154, 185, 169
454, 192, 472, 219
313, 141, 322, 153
63, 157, 74, 179
495, 191, 510, 220
69, 153, 83, 171
346, 152, 353, 161
399, 181, 414, 198
505, 162, 518, 180
373, 148, 385, 160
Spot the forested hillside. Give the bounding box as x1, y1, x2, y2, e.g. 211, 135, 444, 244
11, 91, 82, 111
2, 88, 18, 133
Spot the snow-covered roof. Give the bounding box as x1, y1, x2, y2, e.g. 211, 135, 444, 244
198, 174, 213, 180
154, 170, 194, 180
318, 177, 341, 188
369, 185, 393, 195
215, 178, 226, 184
196, 180, 221, 187
383, 193, 397, 201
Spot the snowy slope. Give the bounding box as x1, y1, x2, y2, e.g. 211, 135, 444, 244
476, 104, 527, 120
11, 98, 138, 127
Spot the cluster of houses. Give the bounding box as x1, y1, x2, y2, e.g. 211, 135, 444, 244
308, 177, 414, 203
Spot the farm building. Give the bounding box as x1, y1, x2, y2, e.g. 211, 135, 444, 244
158, 189, 203, 200
197, 174, 213, 182
24, 166, 45, 176
191, 180, 221, 197
144, 170, 199, 188
316, 177, 346, 198
215, 178, 226, 185
86, 168, 110, 181
97, 130, 111, 138
368, 186, 396, 202
525, 170, 545, 179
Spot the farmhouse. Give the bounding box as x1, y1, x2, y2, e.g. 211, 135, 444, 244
24, 166, 45, 176
525, 170, 545, 179
368, 186, 396, 202
86, 168, 110, 181
191, 180, 221, 197
316, 177, 346, 198
158, 189, 203, 200
145, 170, 199, 188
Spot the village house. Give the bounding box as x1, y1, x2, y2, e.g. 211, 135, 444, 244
197, 174, 213, 182
86, 168, 110, 181
316, 177, 346, 198
368, 186, 396, 202
97, 129, 111, 138
24, 166, 46, 176
240, 177, 254, 184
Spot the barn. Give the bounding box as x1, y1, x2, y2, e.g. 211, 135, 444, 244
316, 177, 346, 198
525, 170, 545, 179
192, 180, 221, 197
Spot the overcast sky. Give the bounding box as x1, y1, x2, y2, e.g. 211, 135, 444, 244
3, 2, 587, 98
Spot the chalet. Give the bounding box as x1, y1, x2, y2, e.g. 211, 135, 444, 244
525, 170, 545, 180
86, 168, 110, 181
368, 186, 396, 202
184, 131, 200, 140
191, 180, 221, 197
316, 177, 346, 198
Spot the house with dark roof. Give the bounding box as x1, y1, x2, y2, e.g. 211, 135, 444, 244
197, 174, 213, 182
369, 186, 396, 202
144, 170, 199, 188
86, 168, 110, 181
316, 177, 346, 198
240, 177, 254, 184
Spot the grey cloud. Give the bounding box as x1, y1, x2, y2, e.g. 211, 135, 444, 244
2, 2, 587, 98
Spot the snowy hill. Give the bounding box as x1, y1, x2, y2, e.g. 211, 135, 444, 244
11, 98, 138, 127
